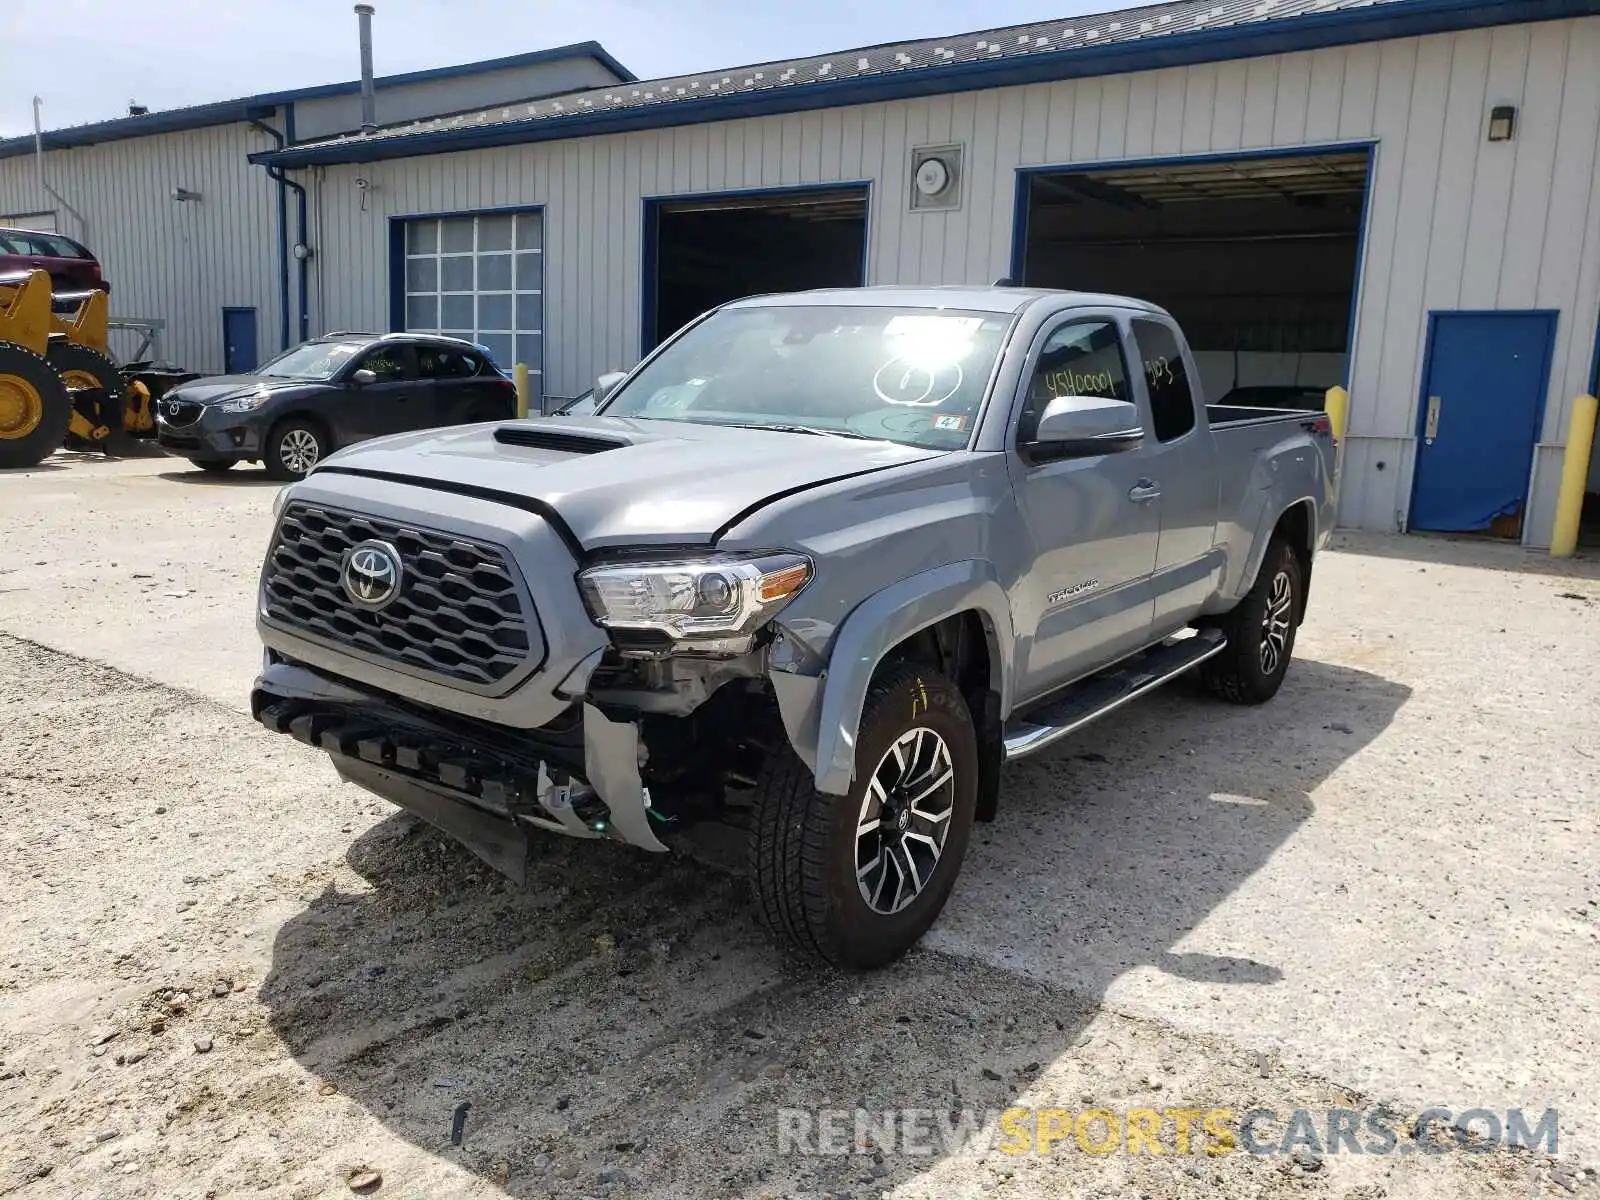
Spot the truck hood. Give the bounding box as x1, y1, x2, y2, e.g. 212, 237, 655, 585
169, 375, 319, 406
309, 416, 942, 548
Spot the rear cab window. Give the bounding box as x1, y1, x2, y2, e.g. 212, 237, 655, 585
1129, 319, 1196, 442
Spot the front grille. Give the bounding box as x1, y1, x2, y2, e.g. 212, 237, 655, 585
263, 502, 535, 688
161, 399, 204, 427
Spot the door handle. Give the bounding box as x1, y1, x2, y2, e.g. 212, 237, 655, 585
1129, 481, 1162, 503
1424, 395, 1441, 444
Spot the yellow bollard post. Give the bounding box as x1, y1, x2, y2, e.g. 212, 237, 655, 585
513, 362, 530, 419
1550, 393, 1598, 558
1323, 385, 1349, 445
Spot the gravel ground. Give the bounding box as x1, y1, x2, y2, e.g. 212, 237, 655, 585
1, 451, 1598, 1199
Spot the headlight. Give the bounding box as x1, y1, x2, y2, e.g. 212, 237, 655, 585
271, 485, 292, 519
217, 391, 270, 413
578, 551, 812, 655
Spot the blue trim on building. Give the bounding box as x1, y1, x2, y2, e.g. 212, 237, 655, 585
386, 204, 546, 334
0, 41, 631, 160
1007, 176, 1033, 286
1343, 145, 1378, 390
640, 198, 661, 360
1009, 141, 1379, 388
256, 0, 1600, 168
1009, 142, 1377, 262
247, 117, 293, 353
638, 182, 873, 355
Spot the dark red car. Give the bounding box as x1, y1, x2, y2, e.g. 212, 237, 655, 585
0, 227, 109, 294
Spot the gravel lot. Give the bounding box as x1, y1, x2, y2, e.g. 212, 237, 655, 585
2, 450, 1598, 1199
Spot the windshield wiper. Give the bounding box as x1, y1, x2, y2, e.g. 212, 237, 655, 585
718, 422, 882, 441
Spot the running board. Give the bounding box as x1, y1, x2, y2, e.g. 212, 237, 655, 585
1002, 628, 1227, 761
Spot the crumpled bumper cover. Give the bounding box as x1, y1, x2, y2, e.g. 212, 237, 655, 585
252, 660, 667, 880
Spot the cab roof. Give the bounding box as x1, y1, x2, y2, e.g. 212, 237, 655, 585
725, 285, 1168, 316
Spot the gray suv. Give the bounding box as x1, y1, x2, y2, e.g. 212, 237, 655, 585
251, 287, 1334, 969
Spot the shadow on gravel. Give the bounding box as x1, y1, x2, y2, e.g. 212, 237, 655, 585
261, 656, 1408, 1197
157, 468, 281, 487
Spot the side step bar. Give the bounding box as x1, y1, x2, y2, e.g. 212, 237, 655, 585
1002, 628, 1227, 761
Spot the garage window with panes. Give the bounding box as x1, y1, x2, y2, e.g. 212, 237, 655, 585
403, 211, 543, 400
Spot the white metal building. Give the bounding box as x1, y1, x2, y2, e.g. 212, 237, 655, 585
5, 0, 1600, 547
0, 42, 633, 372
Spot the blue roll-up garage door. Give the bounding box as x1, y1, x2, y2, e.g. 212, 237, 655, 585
402, 211, 542, 403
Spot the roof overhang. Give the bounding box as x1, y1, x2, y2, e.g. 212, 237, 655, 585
0, 41, 634, 161
252, 0, 1600, 169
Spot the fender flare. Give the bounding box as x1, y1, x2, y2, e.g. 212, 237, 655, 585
1234, 494, 1318, 602
786, 560, 1016, 796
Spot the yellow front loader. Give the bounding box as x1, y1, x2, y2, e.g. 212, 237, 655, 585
0, 270, 73, 469
0, 269, 145, 469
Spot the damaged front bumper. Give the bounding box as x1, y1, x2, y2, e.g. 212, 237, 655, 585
252, 658, 668, 882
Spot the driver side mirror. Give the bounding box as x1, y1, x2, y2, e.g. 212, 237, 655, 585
350, 368, 378, 387
593, 371, 628, 405
1029, 396, 1144, 460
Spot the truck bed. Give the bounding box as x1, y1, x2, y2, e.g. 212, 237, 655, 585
1206, 403, 1327, 428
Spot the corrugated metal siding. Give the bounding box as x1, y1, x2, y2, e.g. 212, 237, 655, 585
303, 18, 1600, 539
8, 19, 1596, 542
0, 122, 283, 373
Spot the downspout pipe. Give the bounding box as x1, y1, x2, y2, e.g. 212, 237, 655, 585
248, 116, 292, 352
280, 169, 310, 344
33, 97, 91, 242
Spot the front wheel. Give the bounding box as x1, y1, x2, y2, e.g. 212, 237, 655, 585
1199, 535, 1303, 704
749, 663, 978, 969
264, 418, 327, 481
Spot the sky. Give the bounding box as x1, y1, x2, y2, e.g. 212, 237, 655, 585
2, 0, 1113, 136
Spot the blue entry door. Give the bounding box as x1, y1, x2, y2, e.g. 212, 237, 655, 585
1409, 311, 1556, 533
222, 307, 259, 374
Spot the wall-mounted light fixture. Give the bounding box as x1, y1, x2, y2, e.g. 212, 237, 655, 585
1487, 105, 1516, 142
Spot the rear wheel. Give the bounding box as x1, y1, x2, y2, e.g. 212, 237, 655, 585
264, 418, 327, 481
749, 663, 978, 969
189, 457, 236, 474
0, 344, 72, 469
1199, 535, 1303, 704
48, 342, 125, 450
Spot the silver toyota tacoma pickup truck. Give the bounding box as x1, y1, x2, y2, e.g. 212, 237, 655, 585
252, 287, 1334, 969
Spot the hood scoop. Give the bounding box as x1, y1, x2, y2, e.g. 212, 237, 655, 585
493, 425, 630, 454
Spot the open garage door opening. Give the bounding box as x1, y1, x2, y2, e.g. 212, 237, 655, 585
646, 188, 868, 352
1016, 150, 1371, 410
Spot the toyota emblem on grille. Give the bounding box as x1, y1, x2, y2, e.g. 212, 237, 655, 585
341, 541, 403, 609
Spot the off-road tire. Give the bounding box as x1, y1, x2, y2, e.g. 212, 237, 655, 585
48, 342, 125, 450
749, 662, 978, 969
264, 417, 328, 481
0, 344, 72, 470
1199, 535, 1302, 704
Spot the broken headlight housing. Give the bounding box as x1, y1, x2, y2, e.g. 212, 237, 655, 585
577, 551, 812, 656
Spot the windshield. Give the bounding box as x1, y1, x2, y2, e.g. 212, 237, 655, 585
256, 341, 365, 381
599, 305, 1012, 449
